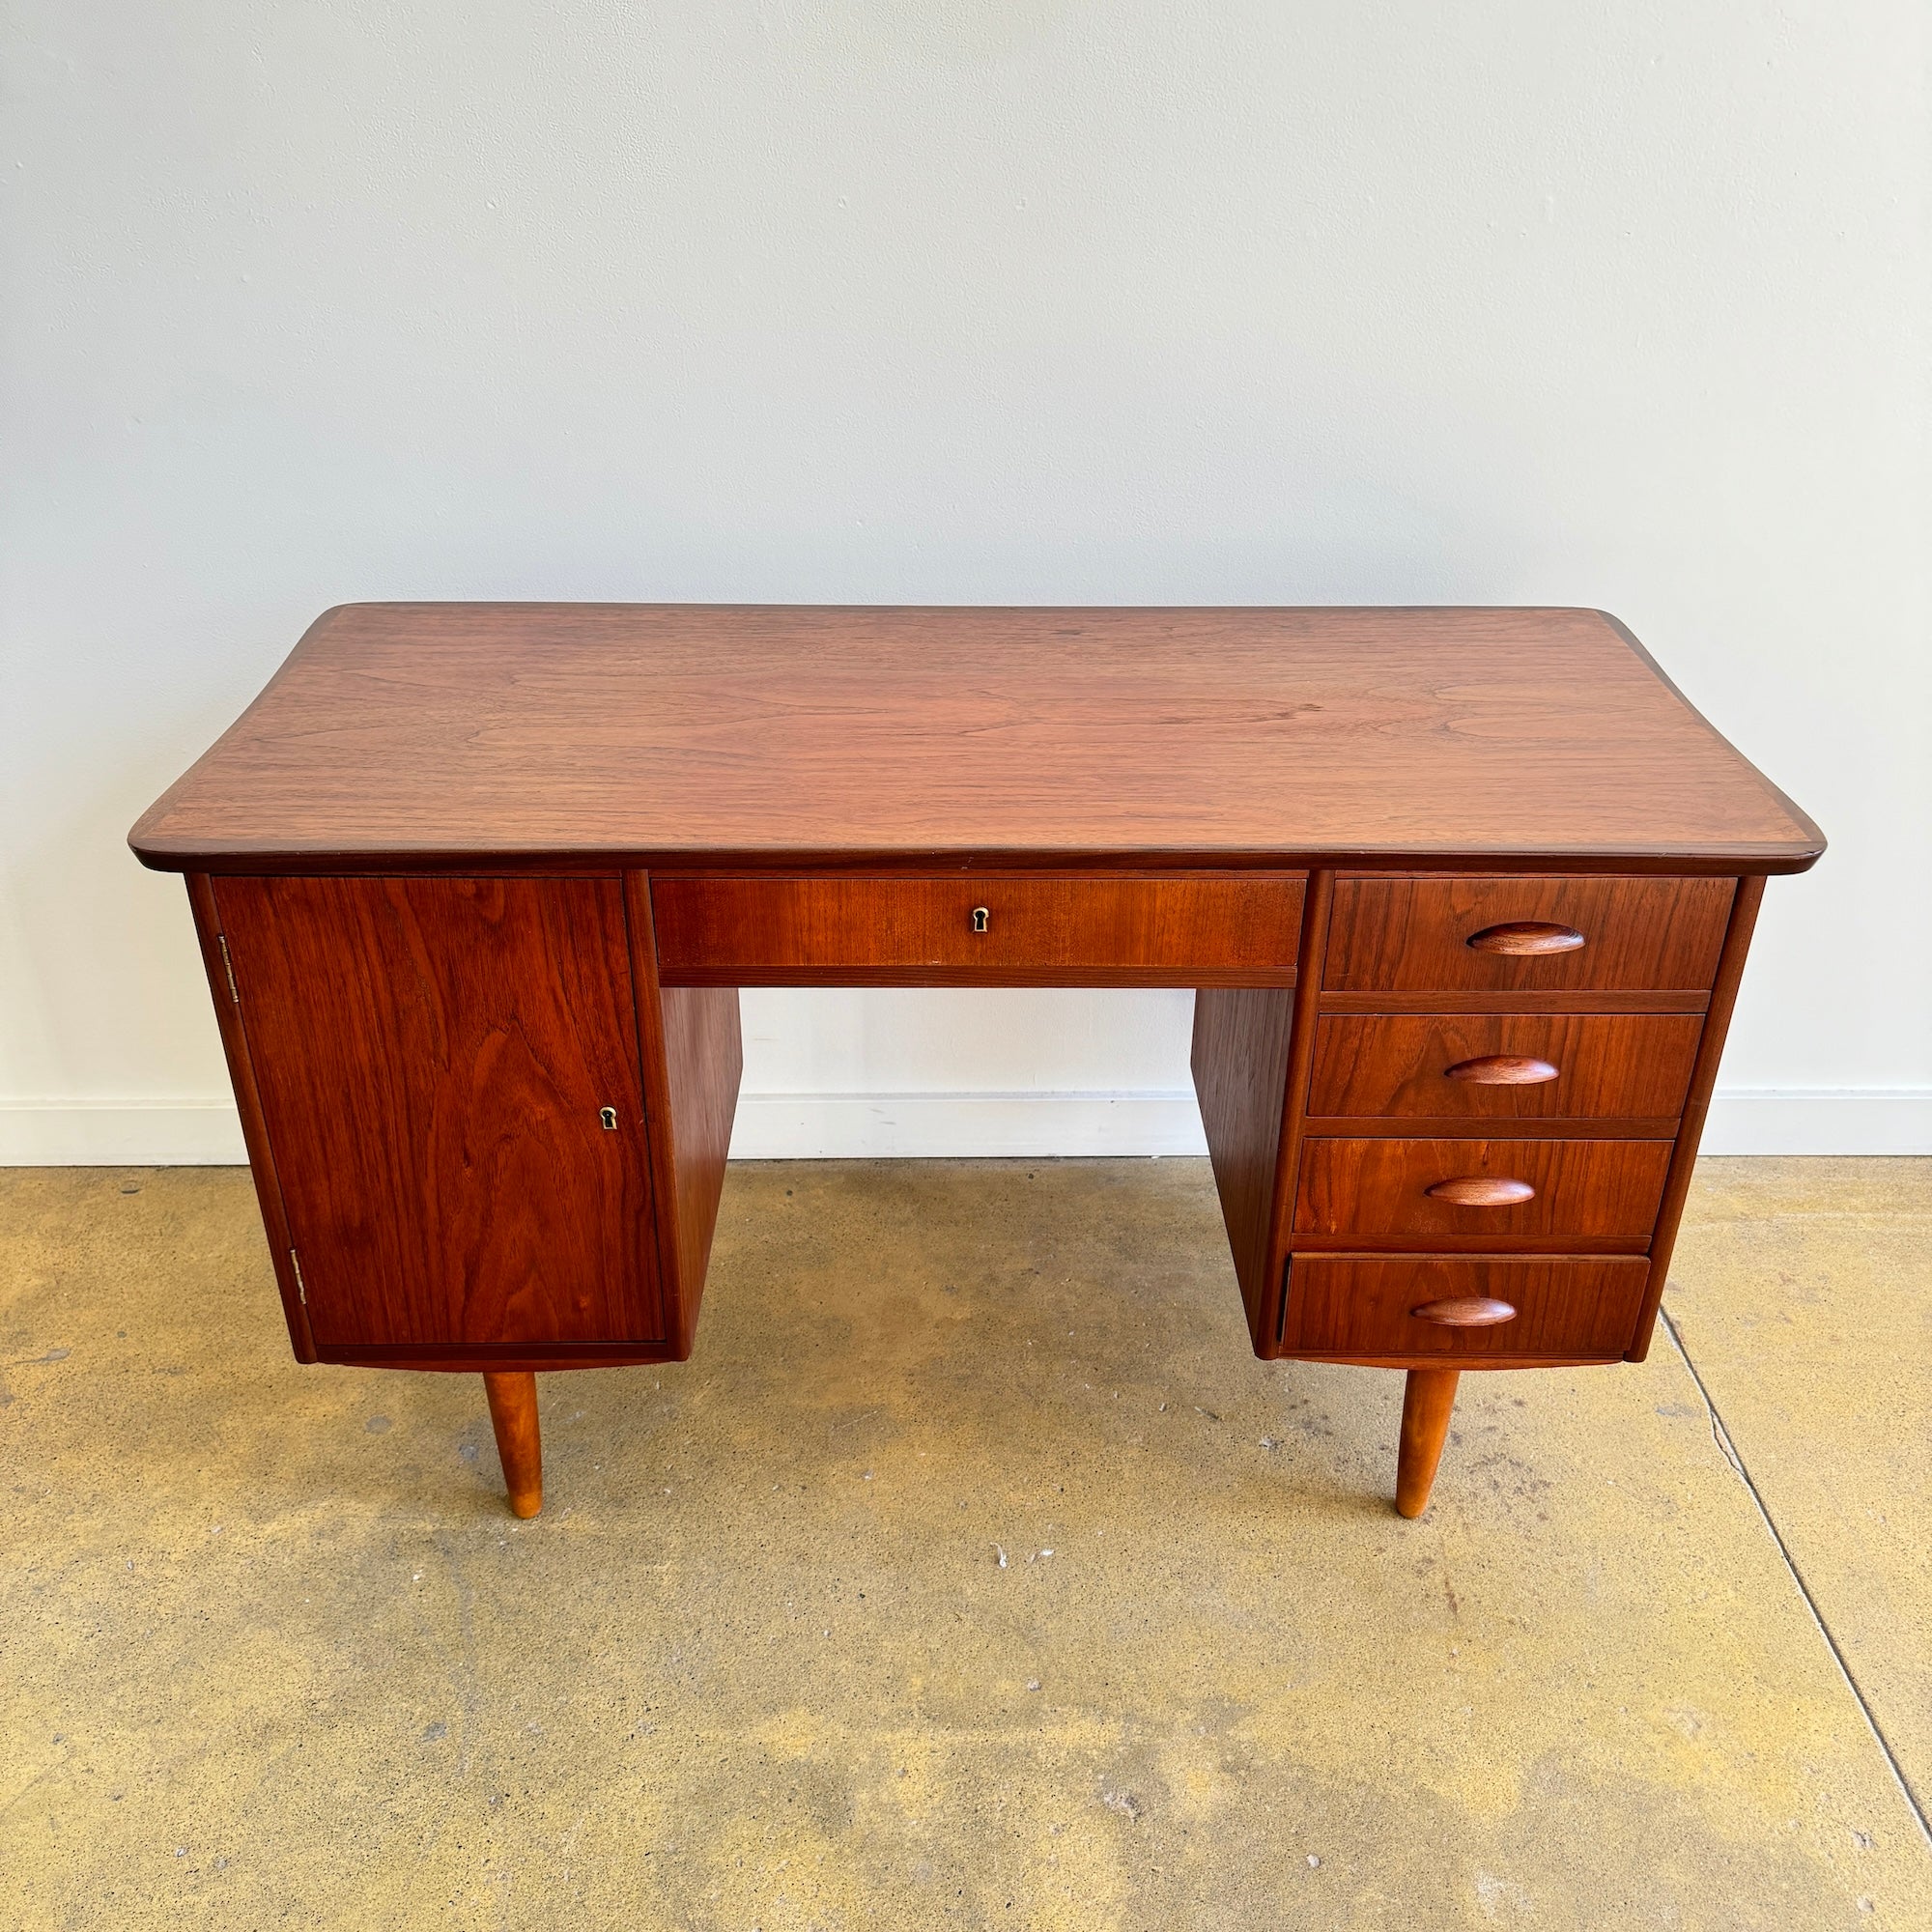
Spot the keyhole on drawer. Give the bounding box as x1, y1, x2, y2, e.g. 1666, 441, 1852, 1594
599, 1107, 618, 1130
971, 906, 990, 933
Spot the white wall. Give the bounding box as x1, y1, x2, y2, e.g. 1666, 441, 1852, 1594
3, 1, 1927, 1163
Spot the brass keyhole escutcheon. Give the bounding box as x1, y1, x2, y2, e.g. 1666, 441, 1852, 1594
599, 1107, 618, 1130
971, 906, 990, 933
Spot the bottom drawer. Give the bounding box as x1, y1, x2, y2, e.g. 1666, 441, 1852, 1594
1279, 1254, 1651, 1362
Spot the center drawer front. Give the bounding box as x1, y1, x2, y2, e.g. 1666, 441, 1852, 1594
1280, 1255, 1651, 1361
1323, 875, 1734, 993
1293, 1137, 1673, 1244
652, 874, 1306, 984
1306, 1012, 1704, 1123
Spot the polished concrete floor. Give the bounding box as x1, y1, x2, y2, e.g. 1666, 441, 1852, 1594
3, 1157, 1927, 1929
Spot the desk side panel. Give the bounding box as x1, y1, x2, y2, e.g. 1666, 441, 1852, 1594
185, 873, 317, 1362
1191, 988, 1295, 1343
1191, 870, 1335, 1353
1625, 874, 1765, 1360
628, 876, 743, 1356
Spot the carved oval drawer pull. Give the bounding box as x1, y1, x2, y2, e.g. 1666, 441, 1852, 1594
1424, 1176, 1535, 1207
1465, 920, 1586, 955
1443, 1053, 1559, 1085
1410, 1296, 1519, 1327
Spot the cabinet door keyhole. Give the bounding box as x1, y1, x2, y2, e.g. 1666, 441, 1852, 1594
599, 1107, 618, 1130
971, 906, 990, 933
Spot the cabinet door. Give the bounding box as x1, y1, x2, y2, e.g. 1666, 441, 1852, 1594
214, 875, 664, 1350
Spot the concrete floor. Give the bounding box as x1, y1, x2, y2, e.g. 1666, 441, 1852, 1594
2, 1158, 1927, 1929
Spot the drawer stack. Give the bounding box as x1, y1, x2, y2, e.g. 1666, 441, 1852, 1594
1277, 874, 1744, 1366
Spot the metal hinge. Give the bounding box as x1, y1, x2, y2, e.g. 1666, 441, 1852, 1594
217, 934, 241, 1006
289, 1248, 307, 1305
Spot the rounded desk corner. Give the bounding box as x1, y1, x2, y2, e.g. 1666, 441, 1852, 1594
1778, 833, 1829, 875
128, 822, 185, 873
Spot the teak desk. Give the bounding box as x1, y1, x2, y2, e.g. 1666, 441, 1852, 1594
130, 605, 1822, 1521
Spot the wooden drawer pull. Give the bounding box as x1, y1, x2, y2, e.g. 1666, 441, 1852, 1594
1423, 1176, 1536, 1207
1465, 920, 1587, 955
1443, 1053, 1559, 1085
1410, 1296, 1519, 1327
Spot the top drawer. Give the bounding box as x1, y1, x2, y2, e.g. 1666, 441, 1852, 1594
653, 873, 1306, 985
1323, 876, 1735, 995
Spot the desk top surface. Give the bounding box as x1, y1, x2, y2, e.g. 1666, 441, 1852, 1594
130, 604, 1823, 874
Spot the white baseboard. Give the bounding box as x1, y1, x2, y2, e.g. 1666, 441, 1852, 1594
2, 1089, 1929, 1165
1699, 1090, 1932, 1155
725, 1091, 1211, 1158
0, 1100, 249, 1166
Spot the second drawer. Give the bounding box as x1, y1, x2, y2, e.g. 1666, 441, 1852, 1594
1307, 1011, 1704, 1123
1293, 1136, 1674, 1245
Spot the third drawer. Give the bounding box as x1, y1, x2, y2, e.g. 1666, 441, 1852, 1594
1306, 1010, 1704, 1124
1293, 1136, 1674, 1245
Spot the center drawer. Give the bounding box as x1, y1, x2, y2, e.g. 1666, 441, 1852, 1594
651, 873, 1306, 985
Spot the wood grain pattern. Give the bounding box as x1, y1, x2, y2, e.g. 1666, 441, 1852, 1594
1293, 1136, 1671, 1245
1464, 921, 1586, 955
1255, 869, 1340, 1351
1423, 1177, 1536, 1206
129, 606, 1825, 874
1190, 987, 1296, 1344
1279, 1255, 1653, 1361
661, 988, 742, 1346
313, 1341, 684, 1371
1626, 874, 1767, 1362
185, 873, 316, 1362
1305, 1116, 1683, 1141
1445, 1054, 1559, 1085
1192, 870, 1336, 1352
1323, 876, 1738, 992
1410, 1297, 1518, 1326
214, 875, 666, 1350
1319, 989, 1710, 1014
1306, 1011, 1705, 1122
626, 875, 743, 1358
653, 873, 1305, 986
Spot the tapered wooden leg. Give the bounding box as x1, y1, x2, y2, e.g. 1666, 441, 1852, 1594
1395, 1368, 1460, 1519
483, 1371, 543, 1519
